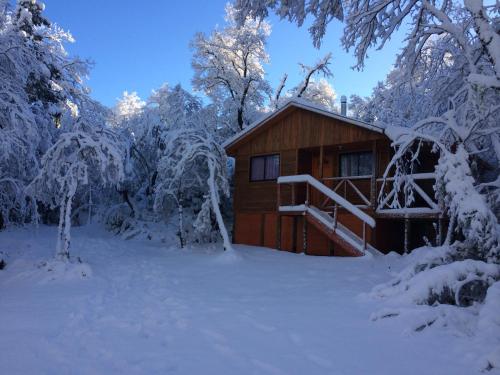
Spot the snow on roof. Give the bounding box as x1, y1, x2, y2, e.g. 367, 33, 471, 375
223, 97, 386, 150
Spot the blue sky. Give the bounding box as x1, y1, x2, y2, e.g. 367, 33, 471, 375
41, 1, 406, 108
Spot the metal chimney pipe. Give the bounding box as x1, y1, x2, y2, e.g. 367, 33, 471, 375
340, 95, 347, 116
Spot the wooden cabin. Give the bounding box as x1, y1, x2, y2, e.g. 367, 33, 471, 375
224, 99, 442, 256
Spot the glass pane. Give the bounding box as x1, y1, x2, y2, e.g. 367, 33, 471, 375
350, 154, 359, 176
340, 154, 349, 177
250, 157, 265, 181
265, 155, 280, 180
359, 152, 373, 175
340, 152, 373, 176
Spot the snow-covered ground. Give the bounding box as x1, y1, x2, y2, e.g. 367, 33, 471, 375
0, 225, 497, 375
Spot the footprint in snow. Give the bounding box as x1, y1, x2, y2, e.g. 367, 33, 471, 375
306, 353, 333, 368
251, 321, 277, 333
287, 332, 302, 345
201, 328, 227, 342
251, 359, 284, 375
239, 314, 277, 333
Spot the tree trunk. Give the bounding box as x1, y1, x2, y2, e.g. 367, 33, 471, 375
207, 160, 233, 251
237, 108, 244, 130
120, 189, 136, 218
177, 200, 185, 248
56, 190, 74, 261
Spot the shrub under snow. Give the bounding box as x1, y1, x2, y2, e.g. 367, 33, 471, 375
372, 246, 500, 307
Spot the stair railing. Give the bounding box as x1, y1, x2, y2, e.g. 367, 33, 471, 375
277, 174, 376, 250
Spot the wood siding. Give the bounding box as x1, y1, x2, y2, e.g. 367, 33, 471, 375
233, 108, 389, 213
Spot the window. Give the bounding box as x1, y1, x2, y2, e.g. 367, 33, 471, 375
250, 154, 280, 181
339, 151, 373, 177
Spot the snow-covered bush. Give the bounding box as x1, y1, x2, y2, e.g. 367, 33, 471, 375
372, 246, 500, 307
436, 146, 500, 263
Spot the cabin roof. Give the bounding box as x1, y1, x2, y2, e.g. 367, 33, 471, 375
223, 98, 386, 153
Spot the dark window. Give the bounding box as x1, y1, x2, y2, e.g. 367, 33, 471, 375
339, 151, 373, 177
250, 154, 280, 181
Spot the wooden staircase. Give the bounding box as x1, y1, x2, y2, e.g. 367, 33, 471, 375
277, 175, 381, 257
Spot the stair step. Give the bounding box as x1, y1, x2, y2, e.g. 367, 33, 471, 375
280, 204, 382, 256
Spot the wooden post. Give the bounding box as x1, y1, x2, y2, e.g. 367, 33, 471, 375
260, 213, 265, 246
277, 215, 281, 250
404, 217, 411, 254
302, 216, 307, 254
333, 204, 338, 230
370, 176, 376, 209
371, 140, 377, 208
306, 183, 310, 206
363, 222, 367, 250
319, 145, 324, 180
277, 183, 281, 210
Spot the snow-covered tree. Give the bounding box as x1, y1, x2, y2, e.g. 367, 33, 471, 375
111, 84, 204, 224
348, 94, 375, 122
149, 84, 203, 131
0, 0, 90, 227
110, 83, 231, 248
233, 0, 343, 48
271, 53, 337, 111
114, 91, 145, 122
154, 112, 232, 251
31, 129, 124, 260
191, 4, 272, 134
295, 77, 337, 111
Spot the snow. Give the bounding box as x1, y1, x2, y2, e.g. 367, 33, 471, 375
477, 281, 500, 370
372, 257, 500, 305
1, 225, 497, 375
278, 204, 307, 212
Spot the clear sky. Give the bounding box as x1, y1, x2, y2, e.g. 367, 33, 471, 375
40, 0, 406, 108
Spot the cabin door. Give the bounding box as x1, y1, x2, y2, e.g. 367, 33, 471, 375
311, 151, 334, 208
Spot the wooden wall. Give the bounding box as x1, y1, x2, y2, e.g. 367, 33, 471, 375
232, 107, 390, 213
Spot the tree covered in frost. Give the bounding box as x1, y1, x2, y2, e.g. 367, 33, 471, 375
235, 0, 500, 317
298, 78, 337, 111
31, 127, 124, 260
348, 94, 375, 122
110, 83, 232, 247
191, 4, 272, 134
271, 53, 337, 111
233, 0, 343, 49
154, 115, 233, 251
0, 0, 90, 227
113, 91, 145, 122
110, 85, 203, 223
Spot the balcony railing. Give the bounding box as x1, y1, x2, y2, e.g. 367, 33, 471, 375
321, 175, 374, 209
376, 173, 440, 216
278, 172, 439, 217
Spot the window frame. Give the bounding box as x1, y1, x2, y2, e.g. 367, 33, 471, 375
338, 150, 374, 177
249, 153, 281, 182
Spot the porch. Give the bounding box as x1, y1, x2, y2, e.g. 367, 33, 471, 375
276, 144, 443, 254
